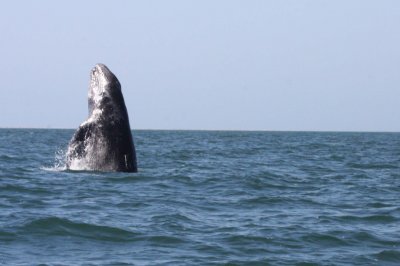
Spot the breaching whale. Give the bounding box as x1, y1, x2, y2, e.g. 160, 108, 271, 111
66, 64, 138, 172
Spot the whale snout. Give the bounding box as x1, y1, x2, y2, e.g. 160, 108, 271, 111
91, 63, 115, 82
96, 63, 107, 69
92, 64, 104, 76
94, 63, 110, 73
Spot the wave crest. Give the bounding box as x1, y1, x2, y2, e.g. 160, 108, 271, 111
21, 217, 138, 242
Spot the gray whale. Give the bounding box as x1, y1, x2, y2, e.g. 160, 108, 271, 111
66, 64, 138, 172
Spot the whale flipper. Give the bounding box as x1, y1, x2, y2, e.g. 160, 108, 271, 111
67, 123, 93, 160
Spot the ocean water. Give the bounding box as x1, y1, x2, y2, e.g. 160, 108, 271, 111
0, 129, 399, 266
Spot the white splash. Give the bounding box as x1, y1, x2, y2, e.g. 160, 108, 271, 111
66, 130, 110, 171
41, 147, 67, 171
67, 156, 92, 171
66, 136, 93, 171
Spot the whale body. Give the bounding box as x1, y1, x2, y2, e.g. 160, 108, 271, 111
66, 64, 138, 172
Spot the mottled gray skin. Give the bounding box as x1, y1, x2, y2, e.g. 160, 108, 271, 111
66, 64, 137, 172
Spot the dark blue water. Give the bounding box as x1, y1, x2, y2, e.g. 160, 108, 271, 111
0, 129, 399, 265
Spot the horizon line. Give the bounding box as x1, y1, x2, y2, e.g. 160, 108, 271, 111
0, 126, 399, 134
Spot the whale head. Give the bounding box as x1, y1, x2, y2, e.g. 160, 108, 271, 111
88, 63, 123, 118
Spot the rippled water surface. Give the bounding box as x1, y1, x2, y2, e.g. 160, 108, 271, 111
0, 129, 399, 265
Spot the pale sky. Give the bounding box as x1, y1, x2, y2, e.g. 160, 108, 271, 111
1, 1, 399, 131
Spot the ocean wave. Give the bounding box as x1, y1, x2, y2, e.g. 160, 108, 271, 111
0, 154, 19, 161
145, 235, 186, 245
224, 234, 274, 246
301, 232, 349, 246
0, 184, 50, 195
0, 231, 17, 242
103, 174, 149, 183
20, 217, 138, 242
150, 213, 195, 225
325, 214, 398, 224
350, 231, 399, 246
373, 250, 400, 263
347, 162, 399, 170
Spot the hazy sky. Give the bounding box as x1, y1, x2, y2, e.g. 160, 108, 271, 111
1, 1, 399, 131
